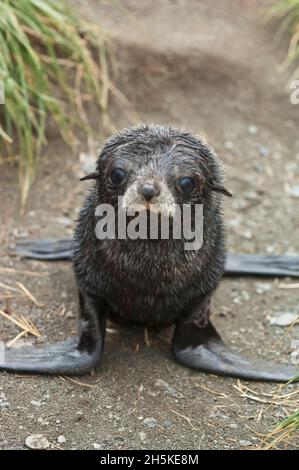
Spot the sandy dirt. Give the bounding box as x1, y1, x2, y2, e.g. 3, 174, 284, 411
0, 0, 299, 450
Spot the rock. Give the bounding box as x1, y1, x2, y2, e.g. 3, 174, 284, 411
30, 400, 42, 407
163, 419, 173, 429
253, 163, 264, 173
290, 351, 299, 365
289, 185, 299, 198
239, 439, 252, 447
243, 191, 258, 201
269, 312, 298, 327
12, 228, 29, 239
36, 417, 48, 426
54, 216, 73, 227
65, 311, 75, 319
139, 432, 147, 442
224, 141, 234, 150
143, 417, 157, 429
227, 218, 241, 228
240, 230, 253, 240
154, 379, 183, 398
57, 435, 66, 444
93, 443, 101, 449
25, 434, 50, 450
256, 144, 269, 157
0, 392, 10, 409
248, 125, 258, 135
241, 291, 250, 301
232, 199, 249, 211
290, 340, 299, 365
286, 162, 298, 176
255, 282, 272, 294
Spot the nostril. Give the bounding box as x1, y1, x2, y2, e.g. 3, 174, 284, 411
142, 184, 159, 201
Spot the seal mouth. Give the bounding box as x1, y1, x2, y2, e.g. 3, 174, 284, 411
126, 202, 175, 218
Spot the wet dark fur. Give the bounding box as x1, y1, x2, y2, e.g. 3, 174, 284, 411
3, 124, 298, 381
72, 124, 226, 327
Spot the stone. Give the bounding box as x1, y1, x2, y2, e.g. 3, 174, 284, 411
143, 417, 157, 429
25, 434, 50, 450
269, 312, 298, 327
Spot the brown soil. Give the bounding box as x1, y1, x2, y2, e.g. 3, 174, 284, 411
0, 0, 298, 450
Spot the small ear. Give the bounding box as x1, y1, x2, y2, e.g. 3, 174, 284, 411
208, 181, 232, 197
80, 172, 99, 181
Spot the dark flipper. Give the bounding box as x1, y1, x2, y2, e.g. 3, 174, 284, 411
0, 338, 101, 375
14, 239, 299, 278
0, 292, 107, 375
172, 301, 299, 383
226, 253, 299, 278
15, 239, 72, 261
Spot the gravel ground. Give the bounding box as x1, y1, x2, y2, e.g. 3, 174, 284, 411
0, 0, 298, 450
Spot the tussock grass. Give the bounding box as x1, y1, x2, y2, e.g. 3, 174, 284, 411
261, 408, 299, 449
256, 374, 299, 449
268, 0, 299, 76
264, 0, 299, 449
0, 0, 112, 207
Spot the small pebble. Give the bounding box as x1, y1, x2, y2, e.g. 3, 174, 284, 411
25, 434, 50, 450
269, 312, 298, 327
224, 141, 234, 150
154, 379, 183, 398
239, 439, 252, 447
12, 228, 29, 239
255, 282, 272, 294
0, 390, 10, 409
253, 163, 264, 173
248, 125, 258, 135
290, 340, 299, 365
143, 417, 157, 429
54, 216, 73, 227
57, 435, 66, 444
139, 432, 147, 442
30, 400, 42, 407
240, 230, 253, 240
256, 144, 269, 157
289, 185, 299, 198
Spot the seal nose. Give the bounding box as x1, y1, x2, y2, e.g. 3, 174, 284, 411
142, 183, 160, 201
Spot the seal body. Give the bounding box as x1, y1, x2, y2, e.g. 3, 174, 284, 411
72, 124, 226, 326
2, 124, 298, 382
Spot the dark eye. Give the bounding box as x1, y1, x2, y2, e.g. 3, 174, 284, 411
178, 177, 195, 194
110, 168, 127, 187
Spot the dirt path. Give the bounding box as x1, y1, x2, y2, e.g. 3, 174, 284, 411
0, 0, 298, 450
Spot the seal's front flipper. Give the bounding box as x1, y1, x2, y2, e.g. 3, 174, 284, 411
0, 292, 107, 375
13, 240, 299, 277
15, 239, 72, 260
226, 254, 299, 278
172, 318, 298, 383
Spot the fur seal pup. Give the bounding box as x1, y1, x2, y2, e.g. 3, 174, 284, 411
1, 124, 299, 382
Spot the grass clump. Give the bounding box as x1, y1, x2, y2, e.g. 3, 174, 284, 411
260, 374, 299, 449
262, 408, 299, 449
268, 0, 299, 76
0, 0, 111, 207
